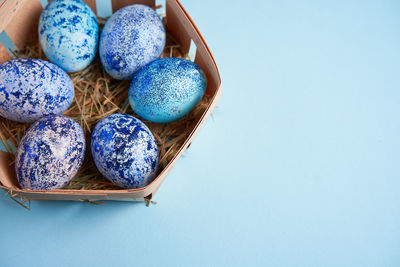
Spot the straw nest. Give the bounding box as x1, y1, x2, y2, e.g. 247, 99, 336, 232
0, 17, 210, 190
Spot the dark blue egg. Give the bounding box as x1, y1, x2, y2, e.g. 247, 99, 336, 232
129, 57, 206, 123
99, 4, 166, 80
0, 58, 74, 123
39, 0, 99, 72
15, 115, 86, 190
91, 113, 159, 189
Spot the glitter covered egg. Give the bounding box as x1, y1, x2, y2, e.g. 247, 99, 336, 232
99, 4, 166, 80
91, 114, 159, 189
15, 115, 86, 190
0, 58, 74, 123
39, 0, 99, 72
129, 57, 206, 123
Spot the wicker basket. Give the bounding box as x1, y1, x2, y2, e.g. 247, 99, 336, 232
0, 0, 221, 205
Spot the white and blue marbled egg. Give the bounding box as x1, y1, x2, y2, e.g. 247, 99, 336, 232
129, 57, 207, 123
15, 115, 86, 190
91, 113, 159, 189
99, 4, 166, 80
0, 58, 74, 123
39, 0, 99, 72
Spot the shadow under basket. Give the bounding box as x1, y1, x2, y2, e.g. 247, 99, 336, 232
0, 0, 221, 205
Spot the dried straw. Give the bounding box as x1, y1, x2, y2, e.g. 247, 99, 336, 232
0, 20, 210, 190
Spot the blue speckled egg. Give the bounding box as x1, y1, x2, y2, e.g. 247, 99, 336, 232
129, 57, 206, 123
99, 4, 166, 80
0, 58, 74, 123
39, 0, 99, 72
15, 115, 86, 190
91, 113, 159, 189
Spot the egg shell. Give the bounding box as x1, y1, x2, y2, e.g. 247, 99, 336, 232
99, 4, 166, 80
15, 115, 86, 190
91, 113, 159, 189
39, 0, 99, 72
129, 57, 207, 123
0, 58, 74, 123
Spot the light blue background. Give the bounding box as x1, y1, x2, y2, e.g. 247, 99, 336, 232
1, 0, 400, 266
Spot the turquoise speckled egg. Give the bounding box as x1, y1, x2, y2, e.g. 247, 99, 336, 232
99, 4, 166, 80
15, 115, 86, 190
0, 58, 74, 123
91, 114, 159, 189
128, 57, 206, 123
38, 0, 99, 72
